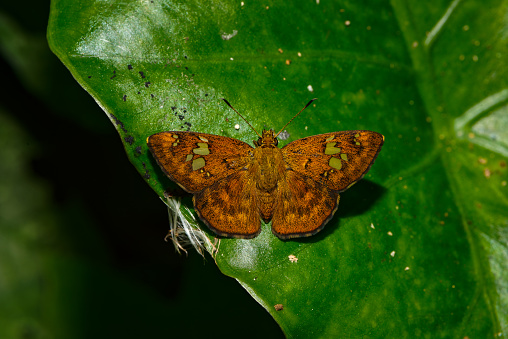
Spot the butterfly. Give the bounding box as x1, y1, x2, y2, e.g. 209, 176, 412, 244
147, 99, 384, 239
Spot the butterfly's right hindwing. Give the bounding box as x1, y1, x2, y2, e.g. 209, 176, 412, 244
193, 170, 261, 238
148, 132, 253, 193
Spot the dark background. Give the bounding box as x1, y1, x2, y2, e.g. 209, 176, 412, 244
0, 2, 282, 338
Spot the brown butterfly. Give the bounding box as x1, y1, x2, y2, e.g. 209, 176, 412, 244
147, 99, 384, 240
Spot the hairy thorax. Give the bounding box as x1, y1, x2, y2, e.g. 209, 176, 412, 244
253, 146, 285, 192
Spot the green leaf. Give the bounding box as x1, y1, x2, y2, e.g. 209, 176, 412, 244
48, 0, 508, 337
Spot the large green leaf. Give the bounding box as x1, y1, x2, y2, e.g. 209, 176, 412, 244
48, 0, 508, 337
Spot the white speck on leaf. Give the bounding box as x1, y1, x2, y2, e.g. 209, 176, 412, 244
221, 30, 238, 40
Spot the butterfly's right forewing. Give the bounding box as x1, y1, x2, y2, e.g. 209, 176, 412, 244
148, 132, 253, 193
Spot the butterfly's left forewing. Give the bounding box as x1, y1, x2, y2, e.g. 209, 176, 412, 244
148, 132, 253, 193
282, 131, 384, 192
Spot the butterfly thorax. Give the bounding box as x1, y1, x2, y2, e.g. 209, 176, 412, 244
251, 129, 284, 189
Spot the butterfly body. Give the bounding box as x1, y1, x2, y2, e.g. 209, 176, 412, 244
250, 130, 287, 222
148, 127, 384, 239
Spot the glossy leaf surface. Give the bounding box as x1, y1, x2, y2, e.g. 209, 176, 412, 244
48, 0, 508, 337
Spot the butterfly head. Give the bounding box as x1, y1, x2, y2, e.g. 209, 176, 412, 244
254, 129, 278, 148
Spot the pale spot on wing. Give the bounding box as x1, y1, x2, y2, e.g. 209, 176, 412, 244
193, 142, 210, 155
329, 157, 342, 170
193, 147, 210, 155
192, 157, 206, 170
325, 142, 341, 155
354, 133, 361, 146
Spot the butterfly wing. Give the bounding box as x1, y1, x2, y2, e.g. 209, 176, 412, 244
147, 132, 253, 193
193, 170, 260, 238
272, 170, 339, 239
281, 131, 384, 192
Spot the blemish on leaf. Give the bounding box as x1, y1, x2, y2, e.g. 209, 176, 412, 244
278, 130, 290, 140
109, 113, 128, 133
142, 162, 150, 179
221, 30, 238, 40
124, 136, 134, 145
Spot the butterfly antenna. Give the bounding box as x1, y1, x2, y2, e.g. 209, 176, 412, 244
275, 98, 317, 137
221, 99, 262, 138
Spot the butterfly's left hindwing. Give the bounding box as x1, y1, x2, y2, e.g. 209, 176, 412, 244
282, 131, 384, 192
272, 171, 339, 239
148, 132, 253, 193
